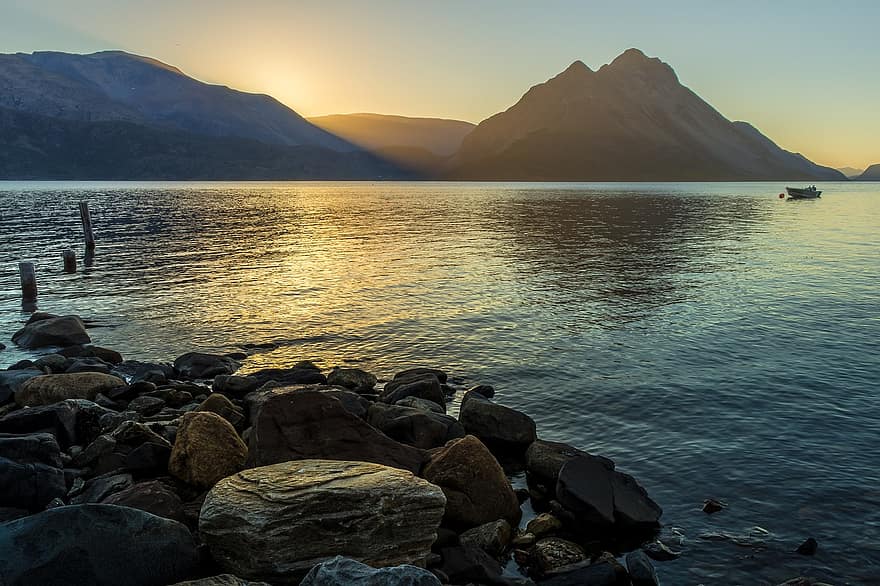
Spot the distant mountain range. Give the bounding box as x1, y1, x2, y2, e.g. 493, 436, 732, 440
0, 49, 850, 181
855, 164, 880, 180
837, 166, 864, 178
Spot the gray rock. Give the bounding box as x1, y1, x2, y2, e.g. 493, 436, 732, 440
0, 433, 66, 510
301, 556, 441, 586
70, 472, 133, 504
626, 550, 658, 586
66, 357, 114, 375
526, 440, 594, 485
127, 396, 166, 416
327, 367, 378, 393
0, 504, 199, 586
367, 403, 464, 449
173, 352, 241, 379
556, 455, 661, 529
33, 354, 70, 373
381, 373, 445, 406
200, 459, 446, 583
11, 315, 91, 349
459, 391, 536, 453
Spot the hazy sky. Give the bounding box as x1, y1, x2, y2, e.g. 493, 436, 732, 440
2, 0, 878, 168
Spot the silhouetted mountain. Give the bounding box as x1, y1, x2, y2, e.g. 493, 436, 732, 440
855, 164, 880, 180
0, 107, 410, 180
837, 166, 864, 178
0, 51, 351, 150
450, 49, 845, 181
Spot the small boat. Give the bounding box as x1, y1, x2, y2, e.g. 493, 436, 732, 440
786, 186, 822, 199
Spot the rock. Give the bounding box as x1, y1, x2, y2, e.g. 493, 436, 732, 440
70, 472, 133, 504
468, 384, 495, 399
0, 369, 43, 404
0, 433, 66, 510
301, 556, 441, 586
33, 354, 70, 373
327, 367, 378, 393
367, 403, 465, 449
124, 441, 172, 477
459, 519, 512, 557
642, 540, 681, 561
396, 396, 446, 413
66, 357, 113, 374
702, 498, 725, 514
0, 399, 111, 449
533, 538, 587, 573
199, 459, 446, 582
11, 315, 91, 349
796, 537, 818, 556
246, 390, 425, 473
319, 389, 371, 419
459, 391, 536, 453
421, 435, 521, 529
525, 440, 592, 485
0, 504, 199, 585
127, 395, 166, 416
438, 546, 504, 585
526, 513, 563, 538
556, 455, 661, 530
213, 374, 260, 397
169, 412, 247, 489
248, 365, 327, 386
394, 368, 448, 384
197, 394, 245, 428
540, 558, 629, 586
173, 352, 241, 379
15, 372, 125, 407
170, 576, 271, 586
381, 373, 445, 406
68, 345, 123, 364
102, 480, 187, 523
625, 550, 658, 586
512, 532, 536, 547
775, 579, 834, 586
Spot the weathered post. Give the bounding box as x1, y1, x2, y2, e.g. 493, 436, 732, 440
19, 262, 37, 300
63, 249, 77, 273
79, 201, 95, 250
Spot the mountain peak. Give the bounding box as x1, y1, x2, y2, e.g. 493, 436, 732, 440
603, 48, 678, 84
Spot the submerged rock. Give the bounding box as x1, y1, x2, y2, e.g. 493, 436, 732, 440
796, 537, 818, 556
0, 504, 199, 586
199, 459, 446, 582
11, 315, 91, 349
169, 412, 247, 489
422, 435, 521, 528
301, 556, 441, 586
15, 373, 125, 407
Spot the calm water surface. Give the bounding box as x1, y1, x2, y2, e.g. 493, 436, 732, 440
1, 181, 878, 584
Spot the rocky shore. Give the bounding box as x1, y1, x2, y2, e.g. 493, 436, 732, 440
0, 313, 826, 586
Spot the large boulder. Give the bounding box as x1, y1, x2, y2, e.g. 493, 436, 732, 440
173, 352, 241, 379
15, 372, 125, 407
326, 368, 377, 393
11, 315, 91, 349
199, 460, 446, 583
421, 435, 521, 529
367, 403, 464, 449
0, 504, 199, 585
246, 390, 425, 473
0, 433, 66, 510
0, 369, 43, 404
458, 391, 536, 453
169, 412, 247, 489
556, 455, 662, 530
380, 373, 445, 406
301, 556, 441, 586
526, 440, 593, 485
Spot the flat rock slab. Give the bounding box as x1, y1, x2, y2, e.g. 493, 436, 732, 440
199, 459, 446, 583
0, 504, 199, 586
15, 372, 125, 407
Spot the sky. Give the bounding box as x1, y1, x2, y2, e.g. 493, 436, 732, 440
1, 0, 878, 169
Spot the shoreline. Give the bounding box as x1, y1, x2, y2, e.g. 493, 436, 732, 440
0, 313, 826, 585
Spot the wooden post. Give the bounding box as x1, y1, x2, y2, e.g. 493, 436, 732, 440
79, 201, 95, 250
63, 249, 77, 273
19, 262, 37, 300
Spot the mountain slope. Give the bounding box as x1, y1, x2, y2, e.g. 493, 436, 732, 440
309, 113, 475, 155
837, 166, 864, 178
1, 50, 352, 151
855, 164, 880, 180
449, 49, 844, 181
0, 107, 409, 180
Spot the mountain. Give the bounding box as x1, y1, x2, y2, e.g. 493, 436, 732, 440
0, 51, 351, 150
449, 49, 845, 181
309, 113, 474, 173
855, 164, 880, 180
0, 107, 408, 180
837, 166, 864, 178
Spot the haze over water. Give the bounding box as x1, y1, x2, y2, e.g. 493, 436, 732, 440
1, 181, 878, 583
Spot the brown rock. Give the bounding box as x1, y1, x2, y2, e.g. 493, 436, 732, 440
533, 537, 587, 573
421, 435, 521, 529
197, 394, 245, 429
169, 412, 247, 489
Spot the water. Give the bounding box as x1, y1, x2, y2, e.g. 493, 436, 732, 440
1, 181, 878, 584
